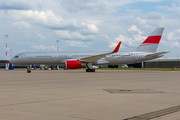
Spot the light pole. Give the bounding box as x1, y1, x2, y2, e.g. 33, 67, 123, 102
177, 55, 179, 68
4, 34, 9, 70
10, 49, 13, 57
56, 40, 59, 70
56, 40, 59, 51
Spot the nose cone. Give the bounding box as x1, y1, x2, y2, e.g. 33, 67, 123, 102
9, 58, 19, 64
9, 58, 14, 64
10, 53, 23, 65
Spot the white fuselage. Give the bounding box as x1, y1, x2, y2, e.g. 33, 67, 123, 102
9, 51, 162, 65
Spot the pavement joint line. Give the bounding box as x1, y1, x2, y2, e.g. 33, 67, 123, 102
0, 78, 136, 87
151, 84, 180, 89
0, 107, 94, 120
67, 116, 94, 120
124, 105, 180, 120
103, 89, 164, 94
0, 93, 108, 107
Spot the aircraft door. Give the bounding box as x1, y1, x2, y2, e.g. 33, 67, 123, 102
23, 53, 27, 60
136, 54, 139, 59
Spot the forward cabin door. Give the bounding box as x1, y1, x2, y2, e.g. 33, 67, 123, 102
54, 53, 58, 60
23, 53, 27, 60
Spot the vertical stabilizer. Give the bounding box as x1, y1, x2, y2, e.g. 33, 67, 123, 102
135, 28, 164, 53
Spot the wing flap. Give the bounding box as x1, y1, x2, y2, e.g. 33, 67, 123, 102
145, 51, 169, 57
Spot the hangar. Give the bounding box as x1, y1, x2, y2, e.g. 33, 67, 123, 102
143, 58, 180, 68
108, 58, 180, 68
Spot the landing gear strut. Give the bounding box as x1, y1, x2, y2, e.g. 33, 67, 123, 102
27, 65, 31, 73
86, 63, 95, 72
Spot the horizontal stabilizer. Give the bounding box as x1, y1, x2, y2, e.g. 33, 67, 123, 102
145, 51, 169, 57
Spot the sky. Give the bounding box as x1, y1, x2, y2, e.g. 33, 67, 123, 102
0, 0, 180, 60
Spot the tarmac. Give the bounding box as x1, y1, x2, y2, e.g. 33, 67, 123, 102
0, 69, 180, 120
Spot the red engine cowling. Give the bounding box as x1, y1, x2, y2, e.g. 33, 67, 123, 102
66, 60, 82, 69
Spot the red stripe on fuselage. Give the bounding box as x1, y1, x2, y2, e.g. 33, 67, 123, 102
141, 36, 161, 46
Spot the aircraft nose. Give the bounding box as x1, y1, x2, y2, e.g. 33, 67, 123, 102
9, 58, 15, 64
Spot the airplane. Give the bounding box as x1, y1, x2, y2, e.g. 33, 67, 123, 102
10, 28, 169, 73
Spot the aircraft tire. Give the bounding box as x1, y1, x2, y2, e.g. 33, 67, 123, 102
27, 70, 31, 73
86, 69, 91, 72
91, 69, 95, 72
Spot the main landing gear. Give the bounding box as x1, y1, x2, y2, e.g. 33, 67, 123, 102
86, 69, 95, 72
86, 63, 95, 72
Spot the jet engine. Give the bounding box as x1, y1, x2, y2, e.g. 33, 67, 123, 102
66, 60, 82, 69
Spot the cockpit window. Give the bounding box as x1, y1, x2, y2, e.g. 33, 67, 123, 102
14, 56, 18, 58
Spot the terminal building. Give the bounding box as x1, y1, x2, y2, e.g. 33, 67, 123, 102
0, 60, 9, 68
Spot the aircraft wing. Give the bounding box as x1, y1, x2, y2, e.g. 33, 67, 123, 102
145, 51, 169, 57
80, 42, 121, 63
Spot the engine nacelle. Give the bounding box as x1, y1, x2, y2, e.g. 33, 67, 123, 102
66, 60, 82, 69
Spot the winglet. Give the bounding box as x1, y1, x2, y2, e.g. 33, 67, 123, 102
112, 41, 121, 53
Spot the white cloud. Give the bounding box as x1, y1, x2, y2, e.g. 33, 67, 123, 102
161, 40, 180, 47
135, 17, 147, 24
13, 21, 32, 27
61, 0, 116, 14
37, 33, 45, 39
167, 29, 180, 41
10, 10, 77, 29
167, 32, 174, 40
65, 40, 88, 47
31, 45, 58, 51
55, 30, 72, 39
110, 25, 146, 48
0, 0, 31, 10
146, 12, 161, 20
128, 25, 143, 34
158, 3, 180, 14
82, 23, 99, 33
55, 30, 96, 40
115, 35, 133, 46
61, 0, 164, 14
172, 42, 180, 46
176, 29, 180, 33
109, 41, 126, 48
4, 47, 12, 52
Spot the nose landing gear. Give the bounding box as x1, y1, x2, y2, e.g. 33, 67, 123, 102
27, 65, 31, 73
27, 69, 31, 73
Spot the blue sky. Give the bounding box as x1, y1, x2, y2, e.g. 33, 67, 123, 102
0, 0, 180, 60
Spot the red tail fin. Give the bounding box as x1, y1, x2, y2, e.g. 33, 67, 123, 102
140, 36, 162, 46
136, 28, 164, 52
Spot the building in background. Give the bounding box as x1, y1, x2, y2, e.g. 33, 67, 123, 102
1, 58, 180, 69
143, 58, 180, 68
